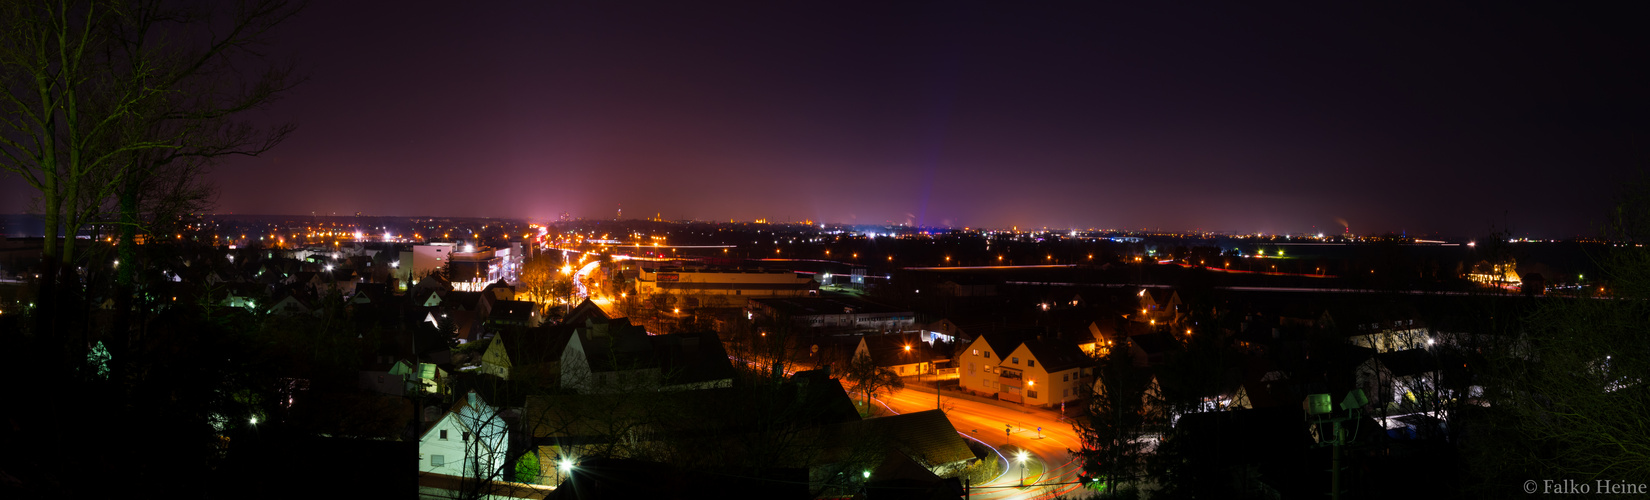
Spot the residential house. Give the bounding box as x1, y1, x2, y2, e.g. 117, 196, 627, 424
959, 332, 1094, 407
1134, 288, 1183, 326
359, 359, 416, 396
488, 299, 542, 328
561, 298, 611, 326
997, 337, 1094, 407
478, 327, 576, 383
267, 292, 315, 316
958, 332, 1022, 400
1356, 349, 1446, 406
560, 324, 735, 394
1324, 304, 1429, 353
852, 335, 932, 377
419, 391, 508, 479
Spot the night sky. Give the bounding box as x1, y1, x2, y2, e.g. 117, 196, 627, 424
6, 2, 1646, 236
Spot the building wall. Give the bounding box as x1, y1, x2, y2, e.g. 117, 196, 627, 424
1349, 326, 1429, 353
418, 399, 508, 479
958, 337, 1001, 398
409, 243, 455, 281
636, 269, 817, 308
999, 345, 1086, 407
480, 340, 511, 380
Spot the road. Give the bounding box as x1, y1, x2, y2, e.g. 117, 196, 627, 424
875, 386, 1087, 499
571, 259, 600, 300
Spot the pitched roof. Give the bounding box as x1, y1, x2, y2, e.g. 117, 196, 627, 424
976, 331, 1028, 358
490, 300, 537, 322
1020, 337, 1094, 373
495, 326, 578, 367
562, 298, 610, 326
859, 334, 931, 366
852, 409, 973, 467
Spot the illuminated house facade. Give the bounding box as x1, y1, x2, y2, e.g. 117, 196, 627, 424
959, 333, 1093, 407
398, 243, 455, 286
1467, 258, 1521, 287
419, 392, 508, 478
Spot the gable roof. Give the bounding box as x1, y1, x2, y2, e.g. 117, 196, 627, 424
851, 409, 973, 467
490, 299, 537, 322
1019, 337, 1094, 373
975, 331, 1027, 358
497, 326, 579, 367
857, 334, 931, 367
562, 298, 611, 325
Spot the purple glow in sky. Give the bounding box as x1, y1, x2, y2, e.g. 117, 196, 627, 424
4, 2, 1644, 236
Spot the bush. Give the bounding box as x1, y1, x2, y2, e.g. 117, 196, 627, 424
514, 450, 541, 484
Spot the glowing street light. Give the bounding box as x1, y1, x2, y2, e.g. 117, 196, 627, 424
1017, 450, 1029, 486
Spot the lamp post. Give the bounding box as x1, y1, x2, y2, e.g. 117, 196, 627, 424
1016, 450, 1028, 487
1305, 390, 1368, 500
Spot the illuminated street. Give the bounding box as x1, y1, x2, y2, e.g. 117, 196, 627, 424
876, 386, 1086, 499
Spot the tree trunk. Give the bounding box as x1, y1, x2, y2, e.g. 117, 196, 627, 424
37, 188, 61, 337
109, 183, 139, 381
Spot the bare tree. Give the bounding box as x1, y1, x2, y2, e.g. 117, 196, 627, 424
0, 0, 301, 338
844, 352, 903, 411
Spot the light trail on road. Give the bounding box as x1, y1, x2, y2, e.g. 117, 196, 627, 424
875, 387, 1088, 499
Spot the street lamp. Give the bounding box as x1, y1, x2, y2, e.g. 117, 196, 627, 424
1016, 450, 1029, 486
1305, 390, 1368, 500
555, 457, 575, 486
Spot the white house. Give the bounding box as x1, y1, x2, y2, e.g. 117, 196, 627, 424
419, 391, 508, 479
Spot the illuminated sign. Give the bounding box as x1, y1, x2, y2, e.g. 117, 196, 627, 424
657, 273, 680, 282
